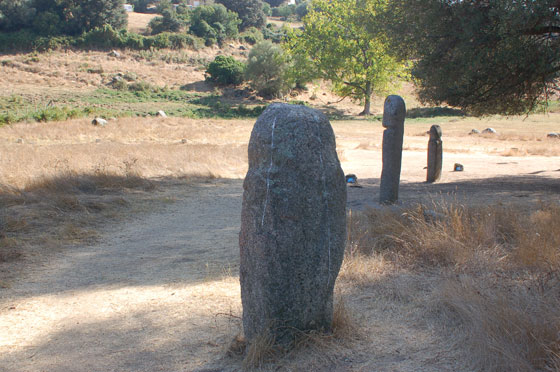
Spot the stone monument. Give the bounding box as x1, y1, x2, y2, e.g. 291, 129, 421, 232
427, 125, 442, 183
379, 95, 406, 204
239, 103, 347, 347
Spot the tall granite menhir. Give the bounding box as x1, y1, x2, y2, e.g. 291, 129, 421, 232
239, 103, 347, 347
379, 95, 406, 204
427, 125, 442, 183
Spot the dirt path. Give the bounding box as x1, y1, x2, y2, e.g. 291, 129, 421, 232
0, 180, 244, 372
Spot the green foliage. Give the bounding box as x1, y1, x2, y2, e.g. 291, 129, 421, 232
239, 27, 264, 45
0, 0, 36, 32
286, 0, 404, 115
0, 0, 127, 35
246, 41, 291, 98
148, 9, 185, 35
189, 4, 241, 46
0, 25, 203, 53
262, 23, 287, 43
264, 0, 285, 7
130, 0, 150, 13
216, 0, 266, 30
387, 0, 560, 116
206, 55, 246, 85
262, 2, 271, 16
271, 4, 295, 19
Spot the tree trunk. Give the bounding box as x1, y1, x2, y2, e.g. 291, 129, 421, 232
359, 81, 372, 115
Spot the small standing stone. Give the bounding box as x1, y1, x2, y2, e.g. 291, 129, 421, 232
427, 125, 442, 183
379, 95, 406, 204
240, 103, 346, 347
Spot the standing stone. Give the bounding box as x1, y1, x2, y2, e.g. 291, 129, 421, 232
427, 125, 443, 183
239, 103, 346, 347
379, 95, 406, 204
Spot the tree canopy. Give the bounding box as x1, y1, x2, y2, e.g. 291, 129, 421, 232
387, 0, 560, 116
216, 0, 266, 30
0, 0, 127, 35
286, 0, 404, 115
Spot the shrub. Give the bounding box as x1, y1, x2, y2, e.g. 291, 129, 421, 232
130, 0, 150, 13
148, 9, 184, 35
189, 4, 240, 46
206, 55, 246, 85
239, 27, 264, 45
246, 41, 291, 98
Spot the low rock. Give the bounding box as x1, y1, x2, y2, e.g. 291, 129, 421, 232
16, 138, 24, 144
92, 117, 107, 127
239, 45, 247, 51
547, 132, 559, 139
469, 129, 480, 135
482, 127, 497, 134
181, 138, 187, 144
108, 50, 121, 58
454, 163, 464, 171
156, 110, 167, 118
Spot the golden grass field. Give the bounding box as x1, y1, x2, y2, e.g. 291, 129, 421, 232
1, 34, 560, 371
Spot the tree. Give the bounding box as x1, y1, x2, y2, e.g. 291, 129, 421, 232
246, 41, 291, 98
189, 4, 240, 46
387, 0, 560, 116
0, 0, 35, 31
286, 0, 404, 115
263, 0, 286, 8
216, 0, 266, 30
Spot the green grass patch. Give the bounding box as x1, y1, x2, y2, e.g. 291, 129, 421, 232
0, 88, 268, 126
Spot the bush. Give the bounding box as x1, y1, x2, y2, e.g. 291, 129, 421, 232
148, 9, 184, 35
239, 27, 264, 45
271, 4, 296, 19
189, 4, 240, 46
246, 41, 291, 98
206, 55, 246, 85
130, 0, 150, 13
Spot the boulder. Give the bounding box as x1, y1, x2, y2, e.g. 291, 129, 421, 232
240, 103, 346, 347
156, 110, 167, 118
547, 132, 559, 139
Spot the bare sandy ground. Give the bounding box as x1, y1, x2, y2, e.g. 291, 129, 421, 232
1, 117, 559, 371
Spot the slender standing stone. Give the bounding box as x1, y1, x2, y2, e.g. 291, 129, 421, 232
239, 103, 347, 347
379, 95, 406, 204
427, 125, 442, 183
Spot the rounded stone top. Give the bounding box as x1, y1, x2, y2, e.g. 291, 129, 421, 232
382, 95, 406, 129
429, 124, 442, 139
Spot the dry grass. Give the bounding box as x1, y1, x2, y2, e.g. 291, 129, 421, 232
343, 203, 560, 371
0, 170, 156, 264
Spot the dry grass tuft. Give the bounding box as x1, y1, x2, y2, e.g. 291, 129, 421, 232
347, 203, 560, 271
242, 329, 278, 370
345, 202, 560, 371
437, 276, 560, 372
